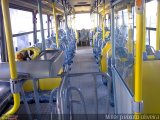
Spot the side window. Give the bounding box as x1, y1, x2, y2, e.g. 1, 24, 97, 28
74, 13, 92, 30
115, 8, 134, 92
50, 16, 54, 36
133, 1, 157, 49
36, 14, 48, 42
9, 8, 34, 51
146, 1, 157, 49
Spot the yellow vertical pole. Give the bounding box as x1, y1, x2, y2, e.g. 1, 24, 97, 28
134, 0, 144, 115
52, 2, 59, 48
142, 3, 146, 52
102, 0, 105, 41
1, 0, 20, 117
127, 5, 133, 54
100, 0, 106, 72
156, 0, 160, 51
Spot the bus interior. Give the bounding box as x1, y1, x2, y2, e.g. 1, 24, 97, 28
0, 0, 160, 119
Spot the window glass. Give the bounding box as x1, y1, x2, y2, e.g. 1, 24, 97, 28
117, 9, 128, 26
115, 8, 134, 93
10, 8, 33, 34
9, 8, 34, 51
36, 14, 48, 42
50, 16, 54, 29
50, 16, 54, 36
75, 13, 92, 30
37, 14, 48, 30
146, 1, 157, 28
146, 1, 157, 50
105, 14, 110, 30
150, 30, 156, 49
146, 30, 150, 45
134, 1, 157, 50
37, 30, 48, 43
37, 32, 41, 43
13, 33, 34, 51
44, 29, 48, 39
134, 7, 136, 27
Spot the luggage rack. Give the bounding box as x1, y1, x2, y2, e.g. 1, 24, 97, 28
0, 50, 64, 80
0, 50, 64, 119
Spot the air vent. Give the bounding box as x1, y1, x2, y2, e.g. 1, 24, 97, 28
77, 1, 88, 5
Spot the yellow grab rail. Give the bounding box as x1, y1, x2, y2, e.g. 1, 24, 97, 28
156, 0, 160, 51
100, 41, 111, 72
1, 0, 20, 118
142, 2, 146, 52
135, 0, 144, 102
134, 0, 144, 115
52, 2, 59, 48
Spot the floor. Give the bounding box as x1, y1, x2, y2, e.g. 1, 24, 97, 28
68, 47, 114, 115
70, 46, 99, 73
12, 46, 114, 119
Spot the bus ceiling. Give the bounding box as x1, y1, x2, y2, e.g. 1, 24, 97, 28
0, 0, 133, 16
0, 0, 64, 15
0, 0, 107, 15
0, 0, 156, 16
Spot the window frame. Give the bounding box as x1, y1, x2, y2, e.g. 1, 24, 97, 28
9, 7, 52, 51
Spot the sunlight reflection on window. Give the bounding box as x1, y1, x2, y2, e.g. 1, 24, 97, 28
146, 0, 157, 49
75, 13, 93, 30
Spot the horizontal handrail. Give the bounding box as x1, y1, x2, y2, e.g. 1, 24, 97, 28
12, 29, 48, 37
60, 72, 109, 78
134, 26, 156, 31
